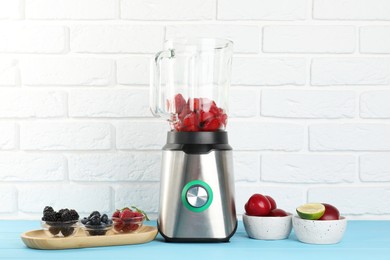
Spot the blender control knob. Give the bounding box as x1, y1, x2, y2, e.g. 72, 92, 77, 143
186, 185, 209, 208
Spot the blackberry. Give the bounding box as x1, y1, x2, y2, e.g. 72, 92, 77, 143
61, 227, 74, 237
61, 210, 72, 222
43, 211, 57, 222
55, 212, 62, 221
43, 206, 54, 214
49, 227, 61, 236
69, 209, 79, 221
58, 208, 68, 215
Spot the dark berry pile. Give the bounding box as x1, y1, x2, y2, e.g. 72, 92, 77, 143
81, 211, 113, 236
42, 206, 79, 237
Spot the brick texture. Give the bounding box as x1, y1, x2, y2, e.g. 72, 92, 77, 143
314, 0, 390, 20
0, 0, 390, 220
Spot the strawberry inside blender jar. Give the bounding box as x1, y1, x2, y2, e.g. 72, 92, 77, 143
168, 93, 227, 132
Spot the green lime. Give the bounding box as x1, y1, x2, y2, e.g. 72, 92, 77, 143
296, 203, 325, 220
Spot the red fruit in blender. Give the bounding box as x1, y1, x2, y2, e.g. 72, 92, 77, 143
174, 94, 186, 114
202, 118, 221, 131
169, 94, 228, 132
198, 98, 212, 111
219, 113, 227, 127
198, 111, 215, 123
188, 98, 200, 111
183, 112, 199, 130
209, 101, 219, 115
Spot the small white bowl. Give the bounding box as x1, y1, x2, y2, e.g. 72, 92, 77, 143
292, 215, 347, 244
243, 213, 292, 240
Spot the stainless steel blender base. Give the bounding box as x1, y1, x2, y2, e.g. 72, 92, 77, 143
158, 150, 237, 242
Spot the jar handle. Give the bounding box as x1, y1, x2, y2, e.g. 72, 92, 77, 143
150, 49, 174, 118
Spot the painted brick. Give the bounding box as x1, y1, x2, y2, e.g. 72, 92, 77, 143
25, 0, 118, 20
69, 88, 150, 118
360, 26, 390, 53
70, 25, 164, 53
218, 0, 307, 20
121, 0, 216, 20
20, 122, 112, 150
166, 25, 259, 53
232, 57, 306, 86
262, 154, 356, 183
18, 184, 111, 213
360, 154, 390, 182
0, 89, 66, 118
234, 152, 260, 182
0, 24, 65, 53
20, 57, 114, 86
361, 90, 390, 118
0, 186, 17, 213
230, 88, 259, 118
0, 153, 65, 181
261, 89, 355, 118
68, 152, 161, 182
263, 26, 355, 53
311, 58, 390, 86
115, 121, 167, 150
236, 184, 305, 215
314, 0, 390, 20
0, 59, 18, 86
229, 121, 304, 151
117, 56, 151, 85
310, 124, 390, 151
0, 123, 16, 150
115, 183, 159, 213
0, 0, 21, 19
308, 187, 390, 215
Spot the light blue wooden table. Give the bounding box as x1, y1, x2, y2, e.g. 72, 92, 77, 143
1, 220, 389, 259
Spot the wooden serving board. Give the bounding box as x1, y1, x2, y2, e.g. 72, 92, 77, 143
21, 225, 158, 250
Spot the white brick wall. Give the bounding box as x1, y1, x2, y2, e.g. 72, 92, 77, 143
261, 89, 355, 118
360, 26, 390, 53
25, 0, 119, 20
70, 25, 164, 53
232, 57, 306, 85
121, 0, 216, 21
1, 0, 390, 220
0, 59, 18, 86
313, 0, 390, 20
263, 26, 355, 53
360, 91, 390, 118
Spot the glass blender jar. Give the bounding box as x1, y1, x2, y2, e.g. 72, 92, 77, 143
150, 38, 237, 242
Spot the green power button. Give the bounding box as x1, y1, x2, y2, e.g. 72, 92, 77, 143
181, 180, 213, 213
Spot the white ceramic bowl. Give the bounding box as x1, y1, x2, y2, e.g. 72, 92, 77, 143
243, 213, 292, 240
292, 215, 347, 244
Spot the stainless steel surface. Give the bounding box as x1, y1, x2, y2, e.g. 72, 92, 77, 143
158, 150, 237, 240
186, 185, 208, 208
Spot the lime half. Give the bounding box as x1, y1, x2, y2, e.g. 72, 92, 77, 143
296, 203, 325, 220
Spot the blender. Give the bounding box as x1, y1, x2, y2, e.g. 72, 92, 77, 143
150, 38, 237, 242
